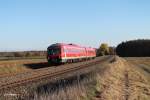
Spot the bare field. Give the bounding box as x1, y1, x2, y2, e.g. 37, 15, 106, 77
125, 57, 150, 81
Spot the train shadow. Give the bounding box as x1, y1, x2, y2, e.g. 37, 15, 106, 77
24, 62, 59, 69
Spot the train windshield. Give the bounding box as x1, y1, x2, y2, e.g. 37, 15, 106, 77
48, 48, 60, 55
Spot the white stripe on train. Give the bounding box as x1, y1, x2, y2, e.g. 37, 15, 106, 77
61, 56, 96, 59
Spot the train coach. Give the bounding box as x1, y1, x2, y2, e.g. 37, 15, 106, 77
47, 43, 96, 64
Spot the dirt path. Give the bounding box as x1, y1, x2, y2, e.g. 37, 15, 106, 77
93, 57, 150, 100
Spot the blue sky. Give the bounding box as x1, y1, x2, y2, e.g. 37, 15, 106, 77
0, 0, 150, 51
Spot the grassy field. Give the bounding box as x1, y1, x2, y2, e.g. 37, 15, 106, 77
0, 58, 47, 74
0, 56, 46, 61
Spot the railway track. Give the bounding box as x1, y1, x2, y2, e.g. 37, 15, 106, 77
0, 56, 114, 92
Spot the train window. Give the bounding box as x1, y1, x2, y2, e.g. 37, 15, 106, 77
64, 48, 68, 53
63, 48, 86, 53
48, 48, 60, 55
64, 48, 79, 53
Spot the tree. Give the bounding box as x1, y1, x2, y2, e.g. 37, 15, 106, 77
116, 39, 150, 57
97, 43, 109, 56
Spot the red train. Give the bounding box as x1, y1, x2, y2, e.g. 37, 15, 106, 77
47, 43, 96, 64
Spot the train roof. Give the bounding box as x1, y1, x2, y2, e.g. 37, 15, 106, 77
48, 43, 95, 49
48, 43, 79, 47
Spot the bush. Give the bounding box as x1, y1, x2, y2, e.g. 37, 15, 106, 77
97, 43, 110, 56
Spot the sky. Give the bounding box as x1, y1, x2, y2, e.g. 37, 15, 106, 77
0, 0, 150, 51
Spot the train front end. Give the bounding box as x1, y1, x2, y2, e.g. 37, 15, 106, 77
47, 44, 62, 64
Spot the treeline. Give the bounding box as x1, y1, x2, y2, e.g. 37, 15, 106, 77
116, 39, 150, 57
0, 51, 47, 57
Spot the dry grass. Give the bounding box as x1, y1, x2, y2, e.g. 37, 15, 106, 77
2, 57, 150, 100
33, 82, 88, 100
22, 73, 99, 100
0, 59, 46, 74
93, 57, 127, 100
93, 57, 150, 100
